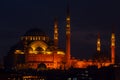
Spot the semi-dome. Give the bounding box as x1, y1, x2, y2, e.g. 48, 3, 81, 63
24, 28, 46, 36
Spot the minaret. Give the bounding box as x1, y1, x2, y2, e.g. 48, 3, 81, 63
111, 31, 115, 64
54, 18, 58, 49
65, 3, 71, 68
97, 33, 101, 53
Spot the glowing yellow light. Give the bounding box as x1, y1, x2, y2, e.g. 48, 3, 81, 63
97, 41, 100, 44
111, 33, 115, 46
29, 51, 33, 54
67, 24, 70, 27
67, 18, 70, 21
23, 76, 38, 79
36, 37, 37, 40
112, 40, 115, 46
46, 51, 52, 54
30, 36, 32, 40
55, 30, 58, 33
15, 50, 24, 54
30, 41, 48, 51
97, 48, 100, 51
57, 51, 65, 55
21, 52, 24, 54
54, 36, 58, 39
112, 33, 115, 38
38, 37, 40, 40
97, 38, 101, 52
33, 37, 35, 40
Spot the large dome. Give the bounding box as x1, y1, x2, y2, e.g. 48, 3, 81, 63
24, 28, 46, 36
21, 28, 51, 42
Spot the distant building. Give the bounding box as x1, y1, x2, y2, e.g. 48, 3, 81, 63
4, 6, 115, 70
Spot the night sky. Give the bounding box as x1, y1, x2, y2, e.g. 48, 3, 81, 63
0, 0, 120, 61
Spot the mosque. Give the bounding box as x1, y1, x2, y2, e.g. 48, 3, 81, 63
4, 6, 115, 70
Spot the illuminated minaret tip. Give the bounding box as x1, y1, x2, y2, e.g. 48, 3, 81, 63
111, 30, 115, 64
66, 0, 71, 68
54, 18, 58, 49
97, 33, 101, 53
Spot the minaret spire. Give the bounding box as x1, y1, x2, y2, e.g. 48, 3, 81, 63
111, 29, 115, 64
97, 32, 101, 53
54, 17, 58, 49
65, 0, 71, 68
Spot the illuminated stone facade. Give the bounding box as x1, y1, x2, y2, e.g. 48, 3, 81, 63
4, 28, 66, 69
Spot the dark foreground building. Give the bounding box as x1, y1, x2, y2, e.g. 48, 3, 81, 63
0, 65, 120, 80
